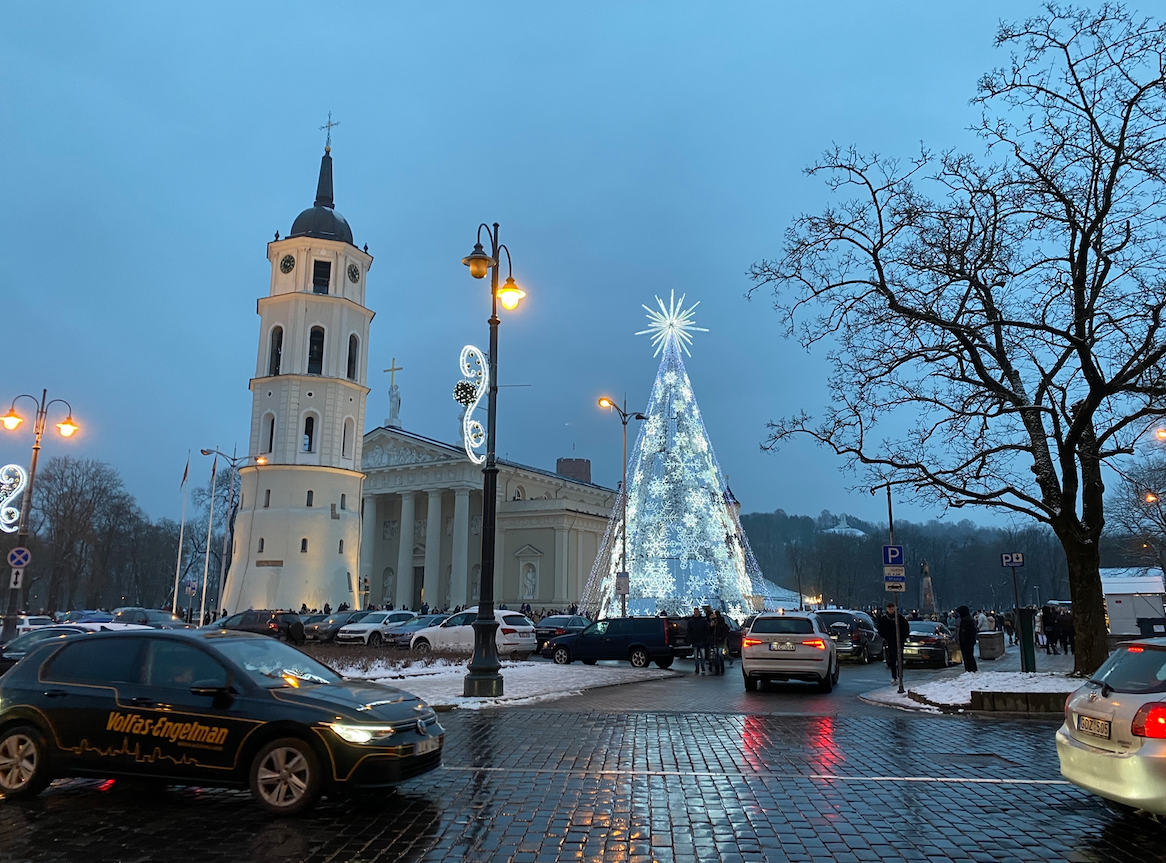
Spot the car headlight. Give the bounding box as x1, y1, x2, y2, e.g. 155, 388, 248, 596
328, 723, 397, 744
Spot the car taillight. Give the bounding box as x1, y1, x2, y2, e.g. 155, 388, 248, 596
1131, 703, 1166, 738
742, 637, 763, 648
850, 632, 860, 643
554, 628, 566, 635
501, 627, 517, 635
268, 621, 278, 630
801, 639, 827, 650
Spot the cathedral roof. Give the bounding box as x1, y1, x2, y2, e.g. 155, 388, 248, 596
289, 148, 354, 245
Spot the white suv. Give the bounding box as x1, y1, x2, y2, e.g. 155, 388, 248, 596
410, 607, 536, 658
335, 610, 417, 646
741, 611, 839, 692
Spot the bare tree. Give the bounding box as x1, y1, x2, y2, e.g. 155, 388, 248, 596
748, 6, 1166, 673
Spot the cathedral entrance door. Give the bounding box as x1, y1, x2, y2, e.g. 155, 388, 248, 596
413, 566, 424, 609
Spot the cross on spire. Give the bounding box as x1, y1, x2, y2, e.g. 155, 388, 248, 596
319, 111, 340, 152
384, 358, 404, 387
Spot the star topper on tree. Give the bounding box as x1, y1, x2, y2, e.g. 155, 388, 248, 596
636, 290, 708, 356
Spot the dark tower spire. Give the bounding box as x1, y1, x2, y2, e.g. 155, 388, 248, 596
314, 149, 335, 209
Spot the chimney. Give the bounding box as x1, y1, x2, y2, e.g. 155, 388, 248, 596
556, 458, 591, 484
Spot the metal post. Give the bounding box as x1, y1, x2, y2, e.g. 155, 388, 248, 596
1010, 564, 1034, 673
620, 399, 629, 618
465, 223, 503, 698
886, 485, 904, 695
0, 391, 47, 644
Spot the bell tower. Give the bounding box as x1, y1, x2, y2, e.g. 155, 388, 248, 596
223, 142, 374, 613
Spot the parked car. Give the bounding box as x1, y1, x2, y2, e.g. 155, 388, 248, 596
335, 611, 418, 646
903, 620, 959, 668
385, 614, 449, 648
301, 613, 326, 626
410, 608, 535, 658
815, 609, 885, 663
212, 609, 303, 640
740, 611, 839, 692
59, 610, 114, 623
14, 616, 55, 638
542, 616, 678, 669
112, 608, 192, 629
0, 623, 152, 675
1058, 638, 1166, 815
305, 611, 369, 643
0, 629, 444, 814
534, 615, 591, 650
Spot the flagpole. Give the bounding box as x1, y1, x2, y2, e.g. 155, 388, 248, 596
171, 451, 190, 614
199, 455, 218, 625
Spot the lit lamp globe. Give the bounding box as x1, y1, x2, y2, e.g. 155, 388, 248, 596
57, 416, 78, 437
496, 276, 526, 311
1, 409, 22, 431
598, 397, 614, 409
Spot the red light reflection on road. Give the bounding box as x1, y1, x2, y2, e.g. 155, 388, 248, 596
807, 716, 841, 772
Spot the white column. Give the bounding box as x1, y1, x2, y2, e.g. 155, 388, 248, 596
359, 494, 378, 606
423, 490, 443, 608
452, 489, 470, 608
554, 526, 569, 605
396, 492, 415, 609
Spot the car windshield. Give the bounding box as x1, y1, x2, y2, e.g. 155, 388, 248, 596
4, 628, 82, 653
146, 611, 184, 623
1089, 644, 1166, 694
214, 637, 341, 688
751, 617, 814, 634
411, 615, 446, 627
361, 613, 387, 624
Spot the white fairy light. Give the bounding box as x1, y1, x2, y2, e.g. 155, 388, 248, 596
635, 290, 709, 357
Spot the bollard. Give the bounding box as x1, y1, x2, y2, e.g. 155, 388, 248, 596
1017, 607, 1037, 672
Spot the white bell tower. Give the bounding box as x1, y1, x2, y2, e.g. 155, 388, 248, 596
223, 143, 374, 613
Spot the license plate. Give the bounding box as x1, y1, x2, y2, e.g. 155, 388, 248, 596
414, 736, 442, 756
769, 642, 795, 651
1076, 715, 1111, 739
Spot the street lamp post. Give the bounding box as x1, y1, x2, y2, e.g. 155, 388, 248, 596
461, 222, 526, 698
598, 396, 646, 617
200, 449, 266, 617
872, 482, 905, 695
0, 390, 78, 643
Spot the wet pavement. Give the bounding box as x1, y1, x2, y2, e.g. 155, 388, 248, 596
3, 685, 1165, 863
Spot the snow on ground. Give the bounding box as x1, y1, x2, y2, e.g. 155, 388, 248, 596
910, 671, 1080, 708
337, 659, 677, 709
860, 685, 942, 714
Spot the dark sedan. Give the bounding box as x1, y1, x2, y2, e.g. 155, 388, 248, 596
816, 609, 885, 663
112, 608, 192, 629
305, 611, 369, 643
213, 609, 303, 640
903, 620, 960, 668
385, 614, 449, 648
534, 615, 591, 650
0, 627, 90, 675
0, 630, 443, 815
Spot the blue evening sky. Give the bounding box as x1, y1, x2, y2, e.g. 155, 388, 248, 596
1, 1, 1050, 525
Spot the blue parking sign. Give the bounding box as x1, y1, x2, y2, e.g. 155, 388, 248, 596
882, 545, 904, 566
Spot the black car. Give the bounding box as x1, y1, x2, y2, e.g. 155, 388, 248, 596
305, 611, 369, 643
385, 614, 449, 649
214, 609, 303, 640
0, 630, 443, 814
0, 627, 90, 675
815, 609, 885, 663
903, 620, 959, 668
112, 608, 192, 629
534, 615, 591, 650
542, 617, 677, 669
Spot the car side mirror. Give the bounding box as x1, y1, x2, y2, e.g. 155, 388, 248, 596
190, 679, 233, 698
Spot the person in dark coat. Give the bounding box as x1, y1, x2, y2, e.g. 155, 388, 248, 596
712, 612, 730, 674
1041, 604, 1061, 655
876, 603, 910, 683
288, 617, 306, 646
956, 605, 978, 673
688, 608, 709, 675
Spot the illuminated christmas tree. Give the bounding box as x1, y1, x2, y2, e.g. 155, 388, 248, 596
581, 293, 774, 620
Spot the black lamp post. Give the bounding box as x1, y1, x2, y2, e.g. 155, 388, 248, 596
461, 222, 525, 698
0, 390, 78, 643
597, 396, 645, 617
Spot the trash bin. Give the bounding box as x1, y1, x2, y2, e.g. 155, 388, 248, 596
1137, 618, 1166, 637
977, 630, 1006, 660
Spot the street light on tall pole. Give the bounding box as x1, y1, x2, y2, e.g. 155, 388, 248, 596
460, 222, 526, 698
0, 390, 78, 643
200, 448, 267, 617
598, 396, 646, 617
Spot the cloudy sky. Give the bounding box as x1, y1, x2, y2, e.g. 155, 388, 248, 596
1, 1, 1047, 524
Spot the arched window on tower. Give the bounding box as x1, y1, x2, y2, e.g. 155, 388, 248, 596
301, 538, 308, 553
340, 493, 347, 510
264, 414, 276, 454
303, 415, 316, 452
307, 327, 325, 375
347, 334, 359, 381
306, 490, 314, 507
341, 418, 354, 458
268, 327, 283, 376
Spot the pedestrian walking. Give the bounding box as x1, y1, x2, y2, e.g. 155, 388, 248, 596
876, 603, 909, 683
956, 605, 978, 673
1041, 605, 1061, 655
712, 612, 729, 674
1003, 610, 1016, 645
688, 608, 709, 675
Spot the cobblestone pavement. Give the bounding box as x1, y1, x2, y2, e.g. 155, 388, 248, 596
2, 708, 1164, 863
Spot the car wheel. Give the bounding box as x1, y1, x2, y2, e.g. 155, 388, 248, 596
413, 639, 431, 654
552, 646, 572, 665
0, 724, 52, 799
581, 658, 598, 665
368, 632, 382, 648
818, 664, 835, 693
249, 737, 322, 816
629, 648, 650, 668
655, 657, 674, 669
743, 674, 758, 692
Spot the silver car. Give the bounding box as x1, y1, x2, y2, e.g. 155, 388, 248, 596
740, 611, 839, 692
1057, 637, 1166, 814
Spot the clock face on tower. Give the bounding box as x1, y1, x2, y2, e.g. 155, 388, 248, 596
280, 255, 296, 274
347, 263, 360, 284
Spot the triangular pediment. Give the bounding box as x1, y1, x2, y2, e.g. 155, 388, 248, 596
514, 544, 543, 558
361, 429, 462, 469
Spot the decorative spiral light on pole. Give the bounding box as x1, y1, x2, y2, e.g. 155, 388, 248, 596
0, 464, 27, 533
455, 344, 488, 465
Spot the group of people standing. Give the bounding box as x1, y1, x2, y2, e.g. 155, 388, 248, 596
687, 607, 732, 675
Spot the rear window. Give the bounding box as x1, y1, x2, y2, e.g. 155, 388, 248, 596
1091, 645, 1166, 694
541, 616, 572, 626
45, 638, 143, 684
503, 615, 533, 627
750, 617, 814, 635
816, 613, 854, 629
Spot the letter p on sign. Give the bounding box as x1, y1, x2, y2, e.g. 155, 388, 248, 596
1001, 553, 1025, 567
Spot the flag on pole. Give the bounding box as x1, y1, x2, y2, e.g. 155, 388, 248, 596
180, 450, 190, 488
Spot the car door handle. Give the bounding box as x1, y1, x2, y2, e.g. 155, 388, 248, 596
128, 697, 155, 707
43, 689, 68, 698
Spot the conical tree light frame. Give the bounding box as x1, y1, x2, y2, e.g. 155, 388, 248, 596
581, 292, 777, 620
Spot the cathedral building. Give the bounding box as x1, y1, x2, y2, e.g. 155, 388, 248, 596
222, 145, 372, 612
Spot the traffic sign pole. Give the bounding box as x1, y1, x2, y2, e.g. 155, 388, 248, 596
878, 485, 905, 695
1002, 552, 1033, 672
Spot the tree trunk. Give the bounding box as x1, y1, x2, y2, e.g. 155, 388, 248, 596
1056, 529, 1109, 675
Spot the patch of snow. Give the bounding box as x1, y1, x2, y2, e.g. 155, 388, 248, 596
910, 671, 1080, 708
860, 685, 941, 714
